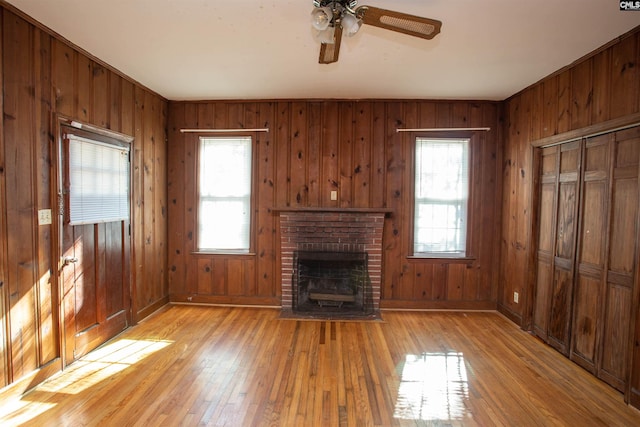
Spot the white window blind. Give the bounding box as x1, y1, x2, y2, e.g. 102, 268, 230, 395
67, 134, 130, 225
198, 136, 252, 251
414, 138, 469, 257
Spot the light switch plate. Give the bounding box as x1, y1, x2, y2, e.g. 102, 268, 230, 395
330, 190, 338, 201
38, 209, 52, 225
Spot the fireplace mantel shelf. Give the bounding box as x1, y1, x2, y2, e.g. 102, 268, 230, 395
273, 207, 393, 214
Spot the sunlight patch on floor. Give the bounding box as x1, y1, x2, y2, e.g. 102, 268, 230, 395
394, 352, 471, 422
0, 338, 172, 426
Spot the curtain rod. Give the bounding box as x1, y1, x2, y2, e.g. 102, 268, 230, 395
396, 127, 491, 133
180, 128, 269, 133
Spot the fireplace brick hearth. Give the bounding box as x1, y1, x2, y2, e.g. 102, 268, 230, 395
276, 208, 389, 316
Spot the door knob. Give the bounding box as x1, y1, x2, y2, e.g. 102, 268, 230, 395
63, 256, 78, 265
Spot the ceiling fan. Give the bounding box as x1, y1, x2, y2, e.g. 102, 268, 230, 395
311, 0, 442, 64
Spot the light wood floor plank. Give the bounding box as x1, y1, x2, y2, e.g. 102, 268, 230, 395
1, 305, 640, 426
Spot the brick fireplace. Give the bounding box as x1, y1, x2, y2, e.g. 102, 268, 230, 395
276, 208, 388, 317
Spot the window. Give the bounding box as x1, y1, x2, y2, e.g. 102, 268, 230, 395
67, 134, 130, 225
198, 136, 253, 252
414, 138, 469, 257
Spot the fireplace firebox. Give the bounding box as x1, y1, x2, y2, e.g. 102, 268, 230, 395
293, 251, 373, 317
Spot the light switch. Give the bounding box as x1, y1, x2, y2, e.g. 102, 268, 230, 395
330, 190, 338, 201
38, 209, 52, 225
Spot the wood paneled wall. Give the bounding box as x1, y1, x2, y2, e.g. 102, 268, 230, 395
167, 100, 502, 309
500, 27, 640, 322
0, 5, 168, 392
500, 25, 640, 405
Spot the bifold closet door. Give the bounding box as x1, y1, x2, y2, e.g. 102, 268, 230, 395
571, 134, 611, 374
534, 141, 581, 356
598, 127, 640, 392
535, 126, 640, 393
549, 142, 582, 355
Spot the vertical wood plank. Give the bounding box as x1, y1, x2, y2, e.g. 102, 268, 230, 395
274, 102, 290, 207
197, 258, 213, 295
0, 6, 8, 387
34, 27, 56, 365
570, 59, 593, 130
51, 39, 74, 117
370, 102, 386, 208
75, 54, 91, 123
167, 103, 186, 295
383, 102, 404, 300
3, 10, 38, 379
556, 70, 572, 134
541, 77, 559, 137
92, 63, 109, 128
591, 49, 611, 124
321, 102, 339, 207
256, 102, 276, 297
352, 103, 371, 208
338, 102, 353, 207
307, 102, 322, 206
290, 102, 308, 206
183, 105, 198, 295
610, 34, 639, 119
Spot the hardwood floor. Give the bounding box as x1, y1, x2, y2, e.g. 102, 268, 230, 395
1, 305, 640, 426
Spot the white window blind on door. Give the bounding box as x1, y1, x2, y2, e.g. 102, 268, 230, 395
67, 134, 130, 225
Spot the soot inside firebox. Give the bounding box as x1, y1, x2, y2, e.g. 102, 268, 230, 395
292, 251, 373, 318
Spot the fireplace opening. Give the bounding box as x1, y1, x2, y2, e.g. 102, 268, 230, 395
293, 251, 373, 317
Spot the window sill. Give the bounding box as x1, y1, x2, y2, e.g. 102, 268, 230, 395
191, 251, 256, 257
406, 256, 476, 265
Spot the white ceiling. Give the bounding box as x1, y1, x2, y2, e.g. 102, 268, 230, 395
6, 0, 640, 101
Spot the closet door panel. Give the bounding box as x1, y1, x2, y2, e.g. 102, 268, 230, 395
555, 182, 578, 259
533, 258, 552, 338
533, 146, 558, 340
609, 177, 637, 274
601, 282, 632, 392
572, 274, 601, 372
548, 266, 573, 353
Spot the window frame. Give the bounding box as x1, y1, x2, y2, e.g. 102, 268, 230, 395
195, 134, 256, 255
410, 132, 474, 260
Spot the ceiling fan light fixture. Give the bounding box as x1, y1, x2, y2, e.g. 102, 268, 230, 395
311, 6, 334, 31
340, 12, 362, 37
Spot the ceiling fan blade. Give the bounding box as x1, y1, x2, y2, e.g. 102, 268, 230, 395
357, 6, 441, 40
319, 26, 343, 64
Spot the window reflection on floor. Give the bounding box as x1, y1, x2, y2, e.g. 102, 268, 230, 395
394, 352, 470, 422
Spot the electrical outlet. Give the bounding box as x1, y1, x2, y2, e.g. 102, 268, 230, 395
330, 190, 338, 201
514, 291, 519, 304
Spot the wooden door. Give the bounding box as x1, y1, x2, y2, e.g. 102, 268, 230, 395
598, 127, 640, 392
571, 134, 611, 373
534, 126, 640, 393
547, 141, 581, 355
58, 127, 131, 364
